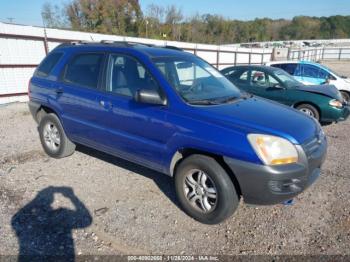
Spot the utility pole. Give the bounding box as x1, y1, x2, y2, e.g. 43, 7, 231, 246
41, 12, 49, 54
145, 19, 149, 38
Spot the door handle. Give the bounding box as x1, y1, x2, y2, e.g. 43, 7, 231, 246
55, 87, 64, 94
99, 100, 112, 109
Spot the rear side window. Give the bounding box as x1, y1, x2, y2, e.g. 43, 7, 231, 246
36, 52, 63, 77
273, 63, 297, 75
302, 64, 321, 78
223, 68, 249, 84
63, 53, 104, 89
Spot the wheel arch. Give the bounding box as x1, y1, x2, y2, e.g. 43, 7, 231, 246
170, 148, 242, 196
34, 105, 62, 124
339, 90, 350, 100
293, 101, 322, 118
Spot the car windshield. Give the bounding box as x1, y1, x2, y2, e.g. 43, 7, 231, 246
152, 56, 241, 105
273, 69, 302, 88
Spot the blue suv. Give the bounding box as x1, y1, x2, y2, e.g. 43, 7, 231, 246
28, 42, 327, 224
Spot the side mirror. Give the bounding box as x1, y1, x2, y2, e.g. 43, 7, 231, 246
134, 89, 166, 105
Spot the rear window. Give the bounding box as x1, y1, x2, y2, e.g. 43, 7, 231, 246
35, 52, 63, 77
63, 53, 104, 89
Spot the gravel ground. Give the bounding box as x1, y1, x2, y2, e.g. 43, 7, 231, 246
0, 62, 349, 258
321, 60, 350, 77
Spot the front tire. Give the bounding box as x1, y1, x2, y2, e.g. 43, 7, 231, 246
296, 104, 320, 121
38, 113, 76, 158
340, 91, 350, 103
174, 155, 239, 224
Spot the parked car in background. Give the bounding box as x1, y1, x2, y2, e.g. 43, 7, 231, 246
28, 41, 327, 224
221, 65, 349, 124
265, 60, 350, 102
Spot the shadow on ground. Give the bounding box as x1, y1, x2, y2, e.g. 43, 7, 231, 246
11, 186, 92, 262
76, 145, 179, 209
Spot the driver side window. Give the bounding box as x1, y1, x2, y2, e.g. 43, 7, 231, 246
266, 74, 280, 88
251, 70, 268, 88
106, 54, 159, 97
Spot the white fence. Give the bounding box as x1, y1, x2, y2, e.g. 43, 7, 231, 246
0, 22, 273, 104
288, 47, 350, 61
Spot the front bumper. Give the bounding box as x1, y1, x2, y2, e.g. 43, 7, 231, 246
224, 136, 327, 205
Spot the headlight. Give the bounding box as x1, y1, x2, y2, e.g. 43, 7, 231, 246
329, 99, 343, 108
247, 134, 298, 165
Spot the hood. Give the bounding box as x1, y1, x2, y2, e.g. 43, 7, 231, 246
191, 96, 318, 145
296, 84, 343, 101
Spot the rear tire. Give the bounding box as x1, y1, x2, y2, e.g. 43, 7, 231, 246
174, 155, 239, 224
38, 113, 75, 158
340, 91, 350, 103
296, 104, 320, 121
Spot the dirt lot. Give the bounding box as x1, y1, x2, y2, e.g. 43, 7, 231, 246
321, 60, 350, 77
0, 62, 350, 258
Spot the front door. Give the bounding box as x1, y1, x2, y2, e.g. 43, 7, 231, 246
96, 53, 174, 172
249, 70, 289, 105
300, 64, 325, 85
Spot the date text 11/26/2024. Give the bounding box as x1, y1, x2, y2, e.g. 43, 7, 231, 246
127, 255, 219, 261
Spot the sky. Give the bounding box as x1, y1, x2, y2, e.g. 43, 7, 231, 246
0, 0, 349, 26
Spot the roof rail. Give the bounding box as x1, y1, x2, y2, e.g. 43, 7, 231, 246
163, 45, 184, 51
54, 40, 184, 52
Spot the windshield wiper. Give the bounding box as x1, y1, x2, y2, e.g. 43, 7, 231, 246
188, 99, 221, 105
215, 93, 253, 104
214, 96, 239, 104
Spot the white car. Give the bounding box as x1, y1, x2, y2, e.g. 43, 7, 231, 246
265, 60, 350, 102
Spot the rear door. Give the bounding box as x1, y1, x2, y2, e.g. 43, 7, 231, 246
54, 52, 108, 145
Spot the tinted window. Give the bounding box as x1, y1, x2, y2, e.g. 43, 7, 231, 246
64, 53, 104, 89
106, 54, 159, 97
302, 64, 320, 78
36, 52, 63, 77
224, 69, 249, 84
318, 69, 330, 80
273, 63, 297, 75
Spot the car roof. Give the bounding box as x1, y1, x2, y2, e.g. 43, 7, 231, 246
267, 60, 332, 73
223, 65, 281, 72
266, 60, 298, 65
54, 41, 191, 59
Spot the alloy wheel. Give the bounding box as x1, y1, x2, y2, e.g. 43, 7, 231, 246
183, 169, 217, 213
43, 121, 61, 152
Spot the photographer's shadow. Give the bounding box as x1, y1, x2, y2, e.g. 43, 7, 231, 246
11, 186, 92, 262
